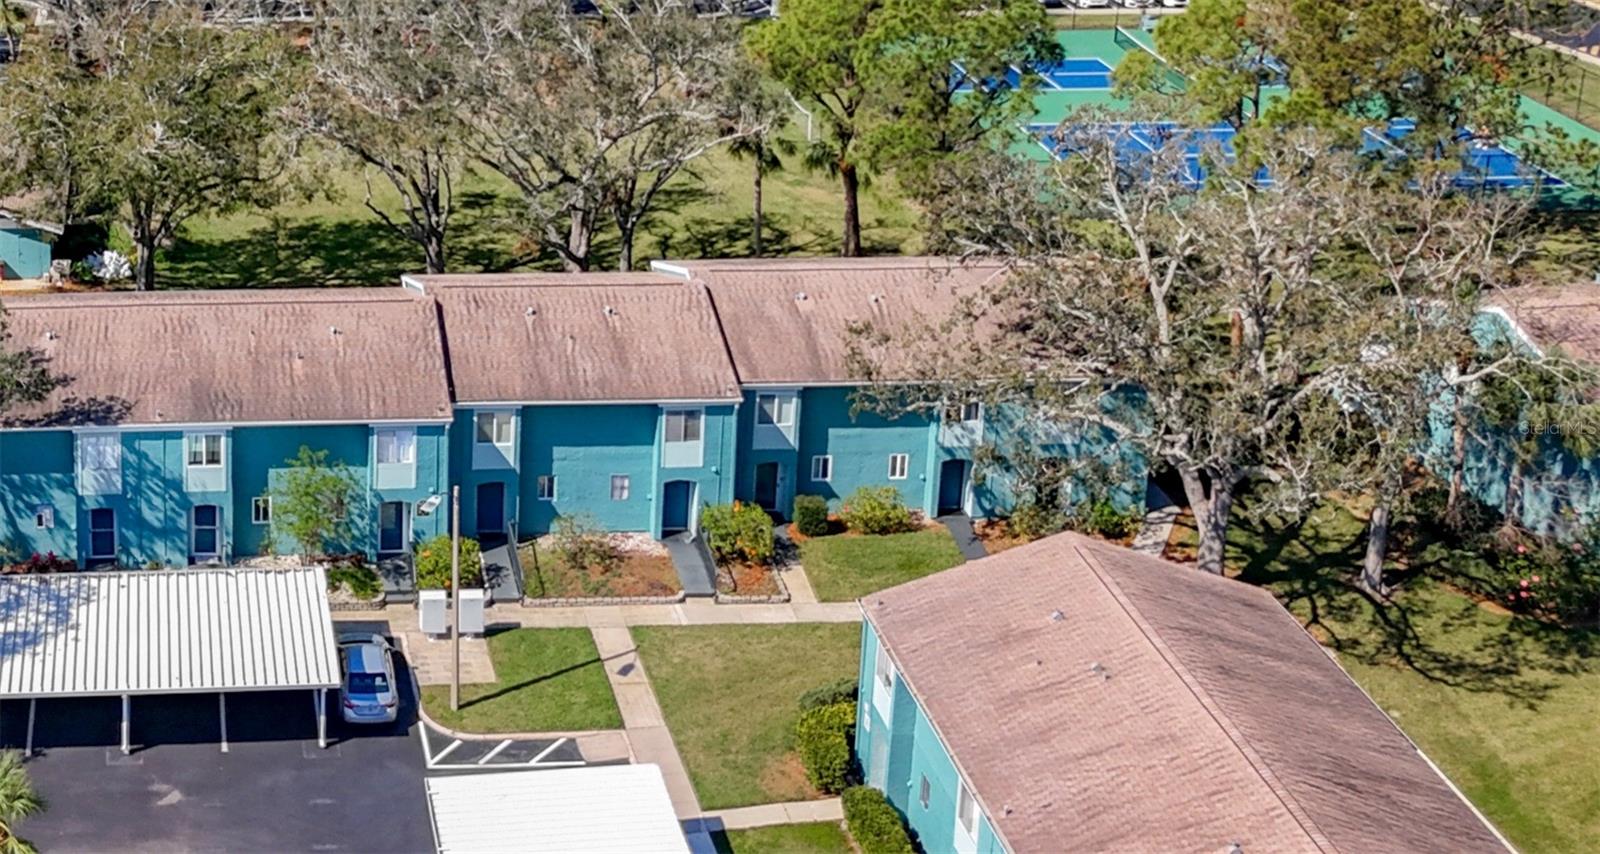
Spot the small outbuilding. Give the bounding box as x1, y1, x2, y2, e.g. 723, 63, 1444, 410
0, 566, 342, 753
0, 213, 56, 280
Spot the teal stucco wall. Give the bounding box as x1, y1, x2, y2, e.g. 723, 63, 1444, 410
857, 621, 1009, 854
0, 422, 448, 567
452, 402, 739, 540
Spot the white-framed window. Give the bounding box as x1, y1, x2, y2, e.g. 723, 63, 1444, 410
33, 505, 53, 530
810, 455, 832, 482
664, 409, 703, 443
88, 507, 116, 559
756, 393, 794, 427
960, 401, 982, 423
252, 496, 272, 525
475, 411, 515, 447
887, 453, 909, 480
875, 643, 894, 691
919, 775, 931, 809
956, 779, 978, 838
186, 432, 223, 467
376, 427, 416, 465
537, 475, 557, 501
80, 433, 122, 493
610, 475, 630, 501
192, 505, 221, 557
871, 640, 896, 719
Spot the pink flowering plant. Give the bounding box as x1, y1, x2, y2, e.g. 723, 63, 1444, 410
1482, 533, 1600, 624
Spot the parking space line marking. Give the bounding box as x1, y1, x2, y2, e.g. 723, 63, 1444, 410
219, 694, 229, 754
478, 739, 512, 765
528, 737, 568, 765
430, 760, 587, 772
433, 739, 463, 763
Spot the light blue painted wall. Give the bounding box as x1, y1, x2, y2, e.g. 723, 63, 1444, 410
791, 387, 939, 516
452, 403, 739, 540
0, 226, 50, 280
1422, 311, 1600, 536
857, 621, 1009, 854
0, 431, 77, 560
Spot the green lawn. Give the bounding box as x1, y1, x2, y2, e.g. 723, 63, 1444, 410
1172, 501, 1600, 854
160, 129, 921, 288
632, 624, 862, 810
799, 528, 967, 602
712, 822, 852, 854
418, 628, 622, 734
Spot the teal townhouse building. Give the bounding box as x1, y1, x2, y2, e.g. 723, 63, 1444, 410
1432, 284, 1600, 536
0, 290, 454, 567
856, 531, 1509, 853
0, 257, 1142, 566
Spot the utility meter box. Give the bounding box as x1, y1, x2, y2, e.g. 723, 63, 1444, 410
419, 589, 448, 637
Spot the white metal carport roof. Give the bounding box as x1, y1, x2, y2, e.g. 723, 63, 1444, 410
0, 566, 341, 698
426, 765, 690, 854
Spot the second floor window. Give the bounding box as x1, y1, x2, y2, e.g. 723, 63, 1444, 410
186, 433, 223, 467
376, 428, 416, 465
664, 409, 702, 443
476, 411, 514, 446
756, 394, 794, 427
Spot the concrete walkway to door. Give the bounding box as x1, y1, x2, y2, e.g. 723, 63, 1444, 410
662, 532, 717, 597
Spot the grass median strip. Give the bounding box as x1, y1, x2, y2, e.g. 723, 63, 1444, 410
633, 623, 862, 810
419, 628, 622, 734
713, 822, 852, 854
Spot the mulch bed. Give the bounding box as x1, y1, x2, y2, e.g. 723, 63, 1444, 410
716, 561, 782, 596
525, 549, 683, 599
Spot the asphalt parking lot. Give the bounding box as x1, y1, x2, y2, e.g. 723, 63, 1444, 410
0, 654, 434, 853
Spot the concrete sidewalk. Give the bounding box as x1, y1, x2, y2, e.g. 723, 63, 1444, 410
333, 599, 862, 630
703, 798, 844, 830
589, 625, 704, 819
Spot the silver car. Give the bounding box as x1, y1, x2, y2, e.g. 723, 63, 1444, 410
338, 633, 399, 724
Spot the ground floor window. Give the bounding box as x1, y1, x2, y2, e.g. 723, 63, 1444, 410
89, 508, 115, 559
888, 453, 909, 480
192, 505, 221, 558
537, 475, 557, 501
810, 455, 832, 482
610, 475, 630, 501
252, 496, 272, 525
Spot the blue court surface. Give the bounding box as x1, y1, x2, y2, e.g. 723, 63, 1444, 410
1032, 120, 1564, 190
956, 57, 1113, 93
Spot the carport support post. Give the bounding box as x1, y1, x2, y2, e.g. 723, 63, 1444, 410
317, 688, 327, 749
120, 694, 131, 755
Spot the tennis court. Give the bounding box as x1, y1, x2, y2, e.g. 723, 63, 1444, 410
955, 57, 1114, 93
1362, 120, 1565, 189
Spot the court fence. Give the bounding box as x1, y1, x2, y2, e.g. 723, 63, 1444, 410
1530, 52, 1600, 134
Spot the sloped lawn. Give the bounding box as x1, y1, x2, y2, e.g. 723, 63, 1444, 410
799, 527, 966, 601
633, 623, 861, 809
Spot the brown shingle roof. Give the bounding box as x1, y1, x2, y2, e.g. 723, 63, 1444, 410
1486, 284, 1600, 364
1, 289, 452, 427
864, 533, 1508, 854
667, 257, 1008, 384
414, 273, 741, 404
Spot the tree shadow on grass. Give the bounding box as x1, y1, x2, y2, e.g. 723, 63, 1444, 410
1219, 505, 1595, 706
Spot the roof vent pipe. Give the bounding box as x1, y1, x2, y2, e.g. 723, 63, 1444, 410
795, 291, 808, 302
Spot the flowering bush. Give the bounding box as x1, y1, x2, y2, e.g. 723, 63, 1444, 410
1479, 537, 1600, 624
85, 250, 132, 283
700, 501, 774, 565
6, 552, 75, 574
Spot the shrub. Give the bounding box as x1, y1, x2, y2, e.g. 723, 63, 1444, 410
795, 701, 856, 794
1008, 501, 1066, 541
842, 786, 914, 854
793, 494, 831, 537
840, 486, 913, 535
799, 677, 859, 711
700, 501, 775, 565
415, 535, 483, 591
326, 563, 382, 600
1475, 535, 1600, 624
1071, 499, 1143, 541
551, 513, 622, 573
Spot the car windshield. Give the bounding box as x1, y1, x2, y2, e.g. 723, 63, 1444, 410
347, 671, 390, 695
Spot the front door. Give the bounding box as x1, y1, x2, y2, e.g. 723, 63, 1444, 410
378, 501, 408, 554
476, 482, 505, 537
662, 480, 694, 535
938, 459, 968, 516
753, 463, 780, 511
